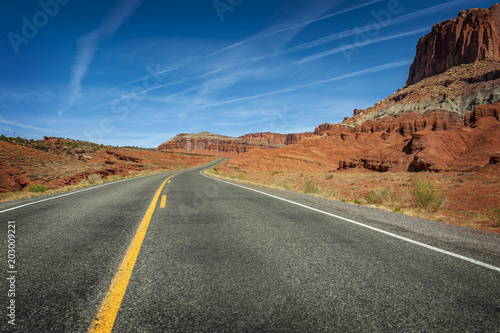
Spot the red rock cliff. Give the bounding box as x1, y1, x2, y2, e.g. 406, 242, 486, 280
238, 132, 288, 144
407, 4, 500, 85
157, 132, 285, 157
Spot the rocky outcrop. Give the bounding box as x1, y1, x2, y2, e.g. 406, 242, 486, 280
344, 61, 500, 126
318, 111, 464, 137
407, 4, 500, 86
465, 101, 500, 125
157, 132, 284, 157
237, 132, 317, 145
314, 123, 347, 136
227, 107, 500, 173
284, 132, 316, 145
238, 132, 288, 144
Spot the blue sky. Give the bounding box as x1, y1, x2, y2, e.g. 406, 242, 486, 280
0, 0, 496, 147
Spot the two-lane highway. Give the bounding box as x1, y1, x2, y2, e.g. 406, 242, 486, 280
1, 161, 500, 332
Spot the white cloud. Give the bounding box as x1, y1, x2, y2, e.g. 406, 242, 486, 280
61, 0, 142, 115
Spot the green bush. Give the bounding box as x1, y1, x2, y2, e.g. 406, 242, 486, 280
25, 184, 47, 193
412, 179, 446, 212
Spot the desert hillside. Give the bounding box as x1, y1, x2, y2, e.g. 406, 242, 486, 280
0, 136, 215, 195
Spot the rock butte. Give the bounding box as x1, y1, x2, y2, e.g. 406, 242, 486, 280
157, 132, 285, 157
407, 4, 500, 85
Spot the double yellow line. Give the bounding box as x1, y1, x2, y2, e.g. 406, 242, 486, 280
88, 173, 177, 333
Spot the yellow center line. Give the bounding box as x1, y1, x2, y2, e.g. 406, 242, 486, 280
160, 195, 167, 208
88, 172, 178, 333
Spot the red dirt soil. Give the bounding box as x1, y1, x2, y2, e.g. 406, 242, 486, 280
0, 140, 215, 193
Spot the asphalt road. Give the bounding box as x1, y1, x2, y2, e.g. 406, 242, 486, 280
1, 160, 499, 332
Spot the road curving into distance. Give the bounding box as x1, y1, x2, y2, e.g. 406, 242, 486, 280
1, 159, 499, 332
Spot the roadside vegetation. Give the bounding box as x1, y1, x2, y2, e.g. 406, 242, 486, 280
204, 162, 500, 232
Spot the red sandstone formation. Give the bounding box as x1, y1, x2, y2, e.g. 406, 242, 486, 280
227, 105, 500, 173
465, 102, 500, 125
157, 132, 284, 157
284, 132, 316, 145
238, 132, 288, 144
237, 132, 316, 145
407, 4, 500, 86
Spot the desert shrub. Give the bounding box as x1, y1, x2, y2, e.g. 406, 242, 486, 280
365, 187, 390, 205
366, 186, 410, 208
487, 207, 500, 227
325, 172, 334, 180
301, 180, 320, 194
412, 179, 446, 212
25, 184, 47, 193
273, 177, 293, 191
88, 174, 102, 184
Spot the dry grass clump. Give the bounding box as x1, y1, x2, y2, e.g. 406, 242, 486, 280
487, 207, 500, 227
365, 186, 410, 211
301, 180, 320, 194
25, 183, 48, 193
412, 179, 446, 212
88, 173, 102, 184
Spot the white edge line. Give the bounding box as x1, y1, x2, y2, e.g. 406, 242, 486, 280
201, 170, 500, 273
0, 171, 173, 214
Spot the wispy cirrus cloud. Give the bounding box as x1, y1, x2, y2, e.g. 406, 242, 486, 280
199, 60, 412, 108
210, 0, 384, 56
293, 28, 429, 65
61, 0, 142, 115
